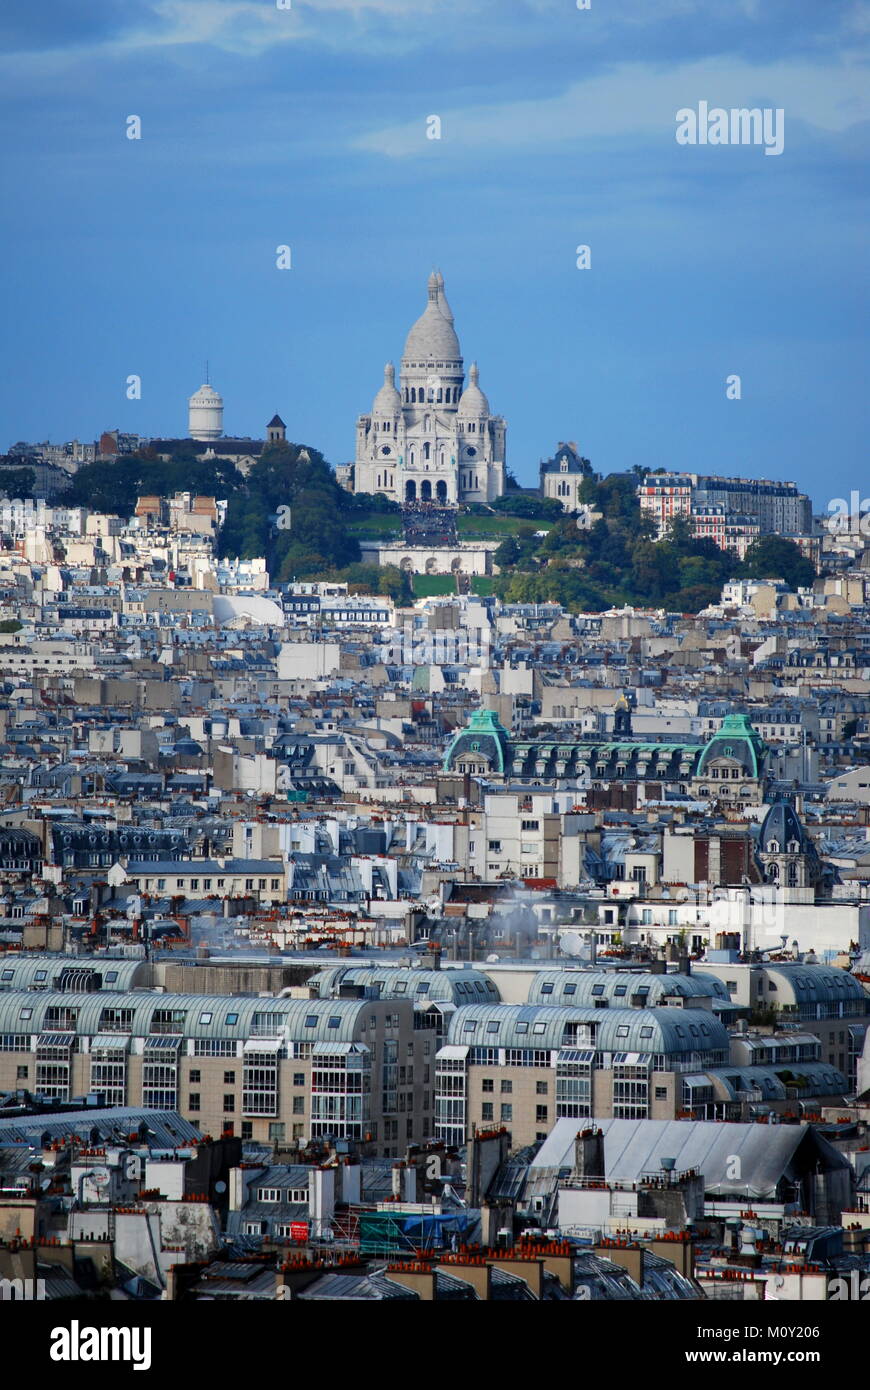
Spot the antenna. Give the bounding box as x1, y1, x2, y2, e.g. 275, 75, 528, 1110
205, 359, 209, 385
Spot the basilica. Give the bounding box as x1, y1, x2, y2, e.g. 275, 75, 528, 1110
352, 271, 506, 505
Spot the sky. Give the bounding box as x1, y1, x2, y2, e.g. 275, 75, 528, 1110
0, 0, 867, 509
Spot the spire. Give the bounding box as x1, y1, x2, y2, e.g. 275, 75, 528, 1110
372, 360, 401, 415
469, 362, 479, 385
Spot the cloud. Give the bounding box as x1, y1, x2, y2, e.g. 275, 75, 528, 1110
355, 55, 870, 158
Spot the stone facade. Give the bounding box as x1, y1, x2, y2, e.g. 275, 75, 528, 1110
353, 272, 506, 506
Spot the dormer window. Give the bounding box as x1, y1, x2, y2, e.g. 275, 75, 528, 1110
560, 456, 568, 471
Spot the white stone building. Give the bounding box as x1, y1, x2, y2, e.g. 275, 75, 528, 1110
353, 271, 506, 505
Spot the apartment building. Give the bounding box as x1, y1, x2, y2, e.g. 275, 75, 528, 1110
0, 991, 434, 1157
696, 961, 868, 1088
638, 472, 811, 538
434, 1001, 849, 1148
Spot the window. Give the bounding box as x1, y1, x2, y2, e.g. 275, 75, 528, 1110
481, 1102, 494, 1121
482, 1078, 494, 1092
189, 1093, 201, 1111
501, 1080, 512, 1093
19, 1008, 32, 1021
500, 1104, 513, 1122
199, 1012, 213, 1026
190, 1069, 201, 1083
258, 1188, 281, 1202
16, 1065, 28, 1079
226, 1013, 238, 1027
655, 1086, 668, 1100
241, 1122, 253, 1140
224, 1094, 235, 1111
536, 1081, 548, 1095
293, 1096, 304, 1114
224, 1070, 236, 1085
305, 1016, 318, 1028
294, 1072, 305, 1086
536, 1106, 548, 1123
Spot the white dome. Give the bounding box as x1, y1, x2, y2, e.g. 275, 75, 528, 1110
213, 594, 284, 627
402, 271, 462, 364
458, 362, 489, 414
189, 384, 223, 407
372, 362, 401, 415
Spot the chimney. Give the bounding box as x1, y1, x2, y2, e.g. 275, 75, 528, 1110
573, 1127, 605, 1181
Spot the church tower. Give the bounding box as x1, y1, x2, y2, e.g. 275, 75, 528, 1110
353, 271, 506, 506
756, 800, 827, 903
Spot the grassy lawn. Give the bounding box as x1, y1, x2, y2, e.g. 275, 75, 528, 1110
471, 577, 496, 596
345, 511, 403, 539
412, 574, 457, 597
456, 513, 551, 538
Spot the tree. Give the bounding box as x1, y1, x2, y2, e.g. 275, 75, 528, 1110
0, 467, 36, 498
741, 536, 815, 590
494, 536, 521, 568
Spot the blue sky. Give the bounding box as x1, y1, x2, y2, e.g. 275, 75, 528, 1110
0, 0, 866, 507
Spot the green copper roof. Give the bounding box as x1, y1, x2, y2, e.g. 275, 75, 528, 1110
697, 713, 766, 778
443, 707, 508, 773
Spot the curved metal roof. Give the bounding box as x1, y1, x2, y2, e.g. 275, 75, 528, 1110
527, 970, 731, 1008
0, 990, 370, 1044
0, 955, 145, 992
764, 964, 866, 1006
309, 964, 500, 1007
444, 1003, 729, 1055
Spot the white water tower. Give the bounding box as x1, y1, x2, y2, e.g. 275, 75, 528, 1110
188, 381, 224, 440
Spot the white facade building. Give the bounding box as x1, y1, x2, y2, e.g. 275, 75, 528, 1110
353, 271, 506, 506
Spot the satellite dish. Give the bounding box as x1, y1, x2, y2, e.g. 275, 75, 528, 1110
559, 931, 584, 958
214, 1181, 226, 1194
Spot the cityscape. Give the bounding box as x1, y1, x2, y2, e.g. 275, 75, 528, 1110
0, 0, 866, 1366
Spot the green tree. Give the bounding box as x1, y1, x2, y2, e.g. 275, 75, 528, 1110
741, 535, 816, 590
0, 467, 37, 498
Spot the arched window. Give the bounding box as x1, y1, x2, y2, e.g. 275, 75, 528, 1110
424, 442, 431, 460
